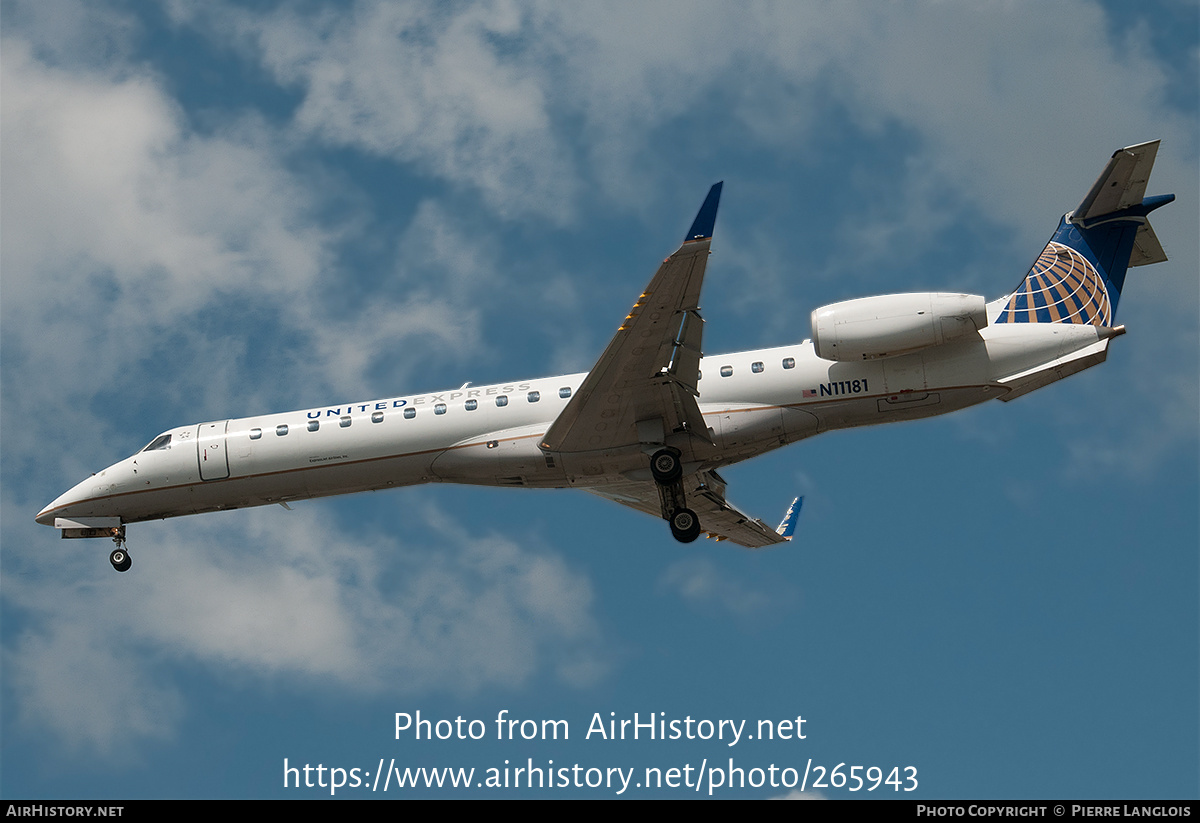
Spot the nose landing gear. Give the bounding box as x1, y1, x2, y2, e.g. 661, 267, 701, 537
108, 528, 131, 572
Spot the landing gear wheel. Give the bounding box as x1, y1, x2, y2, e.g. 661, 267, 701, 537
109, 548, 132, 573
650, 448, 683, 485
669, 508, 701, 544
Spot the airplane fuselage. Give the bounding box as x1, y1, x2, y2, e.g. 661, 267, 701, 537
35, 314, 1112, 528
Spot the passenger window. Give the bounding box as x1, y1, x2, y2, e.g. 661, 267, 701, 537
403, 408, 416, 419
720, 366, 733, 377
752, 361, 764, 373
465, 400, 478, 411
496, 395, 508, 407
559, 387, 571, 399
527, 391, 540, 403
434, 403, 447, 415
276, 424, 288, 436
782, 357, 795, 369
249, 428, 262, 440
339, 416, 351, 428
307, 420, 320, 432
371, 411, 384, 423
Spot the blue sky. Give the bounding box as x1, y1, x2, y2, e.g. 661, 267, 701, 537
2, 0, 1196, 799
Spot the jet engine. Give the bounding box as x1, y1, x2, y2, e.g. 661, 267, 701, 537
811, 293, 987, 361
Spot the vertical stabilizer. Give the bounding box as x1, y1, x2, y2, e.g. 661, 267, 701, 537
997, 141, 1173, 325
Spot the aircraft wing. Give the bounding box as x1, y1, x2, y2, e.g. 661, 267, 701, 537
586, 469, 791, 549
540, 183, 723, 454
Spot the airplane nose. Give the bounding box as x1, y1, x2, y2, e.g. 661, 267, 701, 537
36, 475, 96, 526
37, 452, 145, 527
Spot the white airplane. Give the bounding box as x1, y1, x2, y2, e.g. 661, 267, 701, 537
38, 142, 1174, 572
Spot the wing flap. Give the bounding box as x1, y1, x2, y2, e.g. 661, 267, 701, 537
691, 479, 789, 548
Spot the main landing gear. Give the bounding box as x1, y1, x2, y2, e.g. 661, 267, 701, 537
108, 529, 131, 572
669, 507, 701, 543
651, 448, 701, 544
650, 448, 683, 485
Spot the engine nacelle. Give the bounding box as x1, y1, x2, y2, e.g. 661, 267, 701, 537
812, 293, 988, 361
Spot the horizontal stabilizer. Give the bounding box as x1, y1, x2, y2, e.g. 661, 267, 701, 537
1073, 140, 1160, 221
997, 337, 1115, 401
1129, 220, 1168, 267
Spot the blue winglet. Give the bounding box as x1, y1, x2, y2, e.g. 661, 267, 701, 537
684, 182, 723, 242
775, 496, 803, 540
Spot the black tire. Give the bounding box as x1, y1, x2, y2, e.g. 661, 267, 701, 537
650, 448, 682, 485
669, 508, 701, 543
109, 548, 132, 573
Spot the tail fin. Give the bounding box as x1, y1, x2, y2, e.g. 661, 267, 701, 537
997, 141, 1174, 326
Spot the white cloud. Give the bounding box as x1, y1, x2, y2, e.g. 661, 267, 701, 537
1, 0, 141, 70
221, 1, 578, 221
7, 623, 183, 757
659, 557, 779, 616
1061, 327, 1200, 479
1, 31, 605, 758
0, 38, 333, 470
0, 37, 493, 475
4, 504, 604, 753
183, 1, 1196, 316
3, 0, 1193, 766
1, 40, 326, 326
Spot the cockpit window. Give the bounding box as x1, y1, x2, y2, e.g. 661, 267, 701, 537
142, 434, 172, 452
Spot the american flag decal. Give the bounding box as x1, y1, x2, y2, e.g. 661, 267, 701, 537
802, 388, 817, 398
